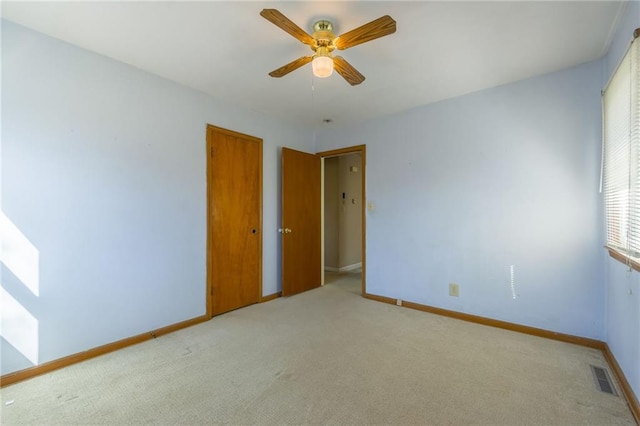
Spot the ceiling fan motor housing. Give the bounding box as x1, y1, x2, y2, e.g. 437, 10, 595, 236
312, 20, 336, 53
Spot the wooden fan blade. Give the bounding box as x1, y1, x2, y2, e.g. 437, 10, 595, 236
334, 15, 396, 50
269, 56, 314, 78
333, 56, 365, 86
260, 9, 316, 46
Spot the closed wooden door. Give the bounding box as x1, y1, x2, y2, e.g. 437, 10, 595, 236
281, 147, 321, 296
207, 125, 262, 316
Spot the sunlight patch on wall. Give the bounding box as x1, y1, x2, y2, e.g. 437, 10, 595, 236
0, 287, 39, 364
0, 212, 39, 296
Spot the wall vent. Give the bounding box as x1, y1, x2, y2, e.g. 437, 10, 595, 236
590, 365, 618, 396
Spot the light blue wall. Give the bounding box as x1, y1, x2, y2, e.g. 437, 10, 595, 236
1, 21, 314, 375
3, 10, 637, 398
316, 60, 605, 339
602, 0, 640, 403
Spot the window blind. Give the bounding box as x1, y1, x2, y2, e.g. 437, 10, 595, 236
603, 36, 640, 258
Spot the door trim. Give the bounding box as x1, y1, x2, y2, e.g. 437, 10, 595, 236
317, 145, 366, 296
206, 124, 263, 318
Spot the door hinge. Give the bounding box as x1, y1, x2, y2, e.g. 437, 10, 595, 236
210, 147, 214, 157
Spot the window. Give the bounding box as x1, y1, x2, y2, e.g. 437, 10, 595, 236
603, 32, 640, 268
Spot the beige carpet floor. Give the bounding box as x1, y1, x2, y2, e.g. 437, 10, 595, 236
1, 272, 635, 425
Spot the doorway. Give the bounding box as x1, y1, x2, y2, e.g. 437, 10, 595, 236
318, 145, 366, 295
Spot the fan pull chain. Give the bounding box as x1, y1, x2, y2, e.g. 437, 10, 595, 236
310, 75, 315, 123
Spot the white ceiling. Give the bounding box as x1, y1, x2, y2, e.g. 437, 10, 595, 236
1, 1, 626, 129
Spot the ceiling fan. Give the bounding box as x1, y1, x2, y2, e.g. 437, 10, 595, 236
260, 9, 396, 86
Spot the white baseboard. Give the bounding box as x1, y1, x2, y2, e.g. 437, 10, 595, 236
324, 263, 362, 273
339, 262, 362, 273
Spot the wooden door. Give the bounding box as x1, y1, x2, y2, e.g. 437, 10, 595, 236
281, 147, 321, 296
207, 125, 262, 316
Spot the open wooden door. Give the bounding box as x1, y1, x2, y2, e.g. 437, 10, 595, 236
281, 147, 321, 296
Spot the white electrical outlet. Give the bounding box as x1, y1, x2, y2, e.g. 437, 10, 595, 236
449, 283, 459, 297
396, 299, 402, 306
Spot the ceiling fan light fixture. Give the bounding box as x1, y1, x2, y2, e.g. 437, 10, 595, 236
312, 56, 333, 78
312, 46, 333, 78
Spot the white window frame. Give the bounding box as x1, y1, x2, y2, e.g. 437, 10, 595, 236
603, 31, 640, 268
